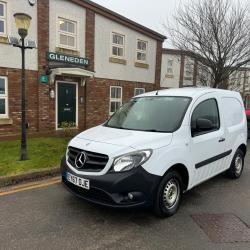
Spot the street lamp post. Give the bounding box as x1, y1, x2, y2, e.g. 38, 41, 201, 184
13, 13, 32, 161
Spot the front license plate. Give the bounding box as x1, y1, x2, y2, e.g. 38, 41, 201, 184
66, 172, 90, 190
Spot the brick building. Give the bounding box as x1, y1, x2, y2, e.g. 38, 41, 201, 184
0, 0, 165, 137
161, 48, 212, 89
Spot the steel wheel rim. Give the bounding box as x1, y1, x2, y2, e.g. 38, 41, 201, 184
235, 154, 243, 175
163, 179, 180, 209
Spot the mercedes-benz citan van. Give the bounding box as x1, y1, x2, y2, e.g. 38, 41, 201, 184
61, 88, 247, 217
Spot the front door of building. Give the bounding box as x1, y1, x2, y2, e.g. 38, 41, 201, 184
57, 82, 77, 129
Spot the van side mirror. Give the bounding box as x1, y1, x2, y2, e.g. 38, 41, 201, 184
192, 118, 213, 135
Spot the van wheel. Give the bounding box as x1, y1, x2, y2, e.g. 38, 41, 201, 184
154, 171, 183, 217
226, 149, 244, 179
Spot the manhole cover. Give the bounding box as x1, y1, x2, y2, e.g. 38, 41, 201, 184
191, 213, 250, 243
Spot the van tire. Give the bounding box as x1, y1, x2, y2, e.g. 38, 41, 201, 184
153, 171, 183, 217
226, 149, 244, 179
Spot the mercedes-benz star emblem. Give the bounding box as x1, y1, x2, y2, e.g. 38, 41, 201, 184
75, 152, 87, 169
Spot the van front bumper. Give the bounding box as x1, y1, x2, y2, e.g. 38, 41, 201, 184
60, 157, 161, 208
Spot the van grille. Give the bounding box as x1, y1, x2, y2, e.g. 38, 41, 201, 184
67, 146, 109, 172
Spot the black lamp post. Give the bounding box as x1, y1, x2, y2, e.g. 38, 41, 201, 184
13, 13, 32, 161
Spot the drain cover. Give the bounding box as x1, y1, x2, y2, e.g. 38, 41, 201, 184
191, 213, 250, 243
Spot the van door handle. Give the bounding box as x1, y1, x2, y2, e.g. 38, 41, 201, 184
219, 138, 225, 142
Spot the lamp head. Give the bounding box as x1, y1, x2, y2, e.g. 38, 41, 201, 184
13, 13, 32, 38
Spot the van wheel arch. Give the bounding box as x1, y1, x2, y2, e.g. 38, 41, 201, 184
163, 164, 189, 191
238, 144, 247, 157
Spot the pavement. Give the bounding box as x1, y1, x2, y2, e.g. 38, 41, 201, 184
1, 147, 250, 250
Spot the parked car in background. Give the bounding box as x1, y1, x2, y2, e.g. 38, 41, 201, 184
61, 88, 247, 217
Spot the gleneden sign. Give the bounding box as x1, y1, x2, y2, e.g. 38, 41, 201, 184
46, 52, 89, 67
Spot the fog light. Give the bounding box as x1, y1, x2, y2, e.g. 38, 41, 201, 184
128, 193, 134, 200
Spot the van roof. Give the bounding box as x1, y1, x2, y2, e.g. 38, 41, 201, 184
138, 87, 240, 98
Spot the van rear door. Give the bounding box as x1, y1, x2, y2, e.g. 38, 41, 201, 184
221, 96, 246, 162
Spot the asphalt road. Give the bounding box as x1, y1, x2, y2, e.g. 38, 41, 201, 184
1, 148, 250, 250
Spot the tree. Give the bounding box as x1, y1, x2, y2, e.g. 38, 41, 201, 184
166, 0, 250, 88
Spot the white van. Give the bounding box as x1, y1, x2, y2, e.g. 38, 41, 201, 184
61, 88, 247, 217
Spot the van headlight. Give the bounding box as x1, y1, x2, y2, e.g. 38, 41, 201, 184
112, 150, 152, 172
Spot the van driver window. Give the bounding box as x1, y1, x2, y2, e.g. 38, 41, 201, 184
191, 98, 220, 135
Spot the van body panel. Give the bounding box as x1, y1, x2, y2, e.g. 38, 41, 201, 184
76, 125, 173, 150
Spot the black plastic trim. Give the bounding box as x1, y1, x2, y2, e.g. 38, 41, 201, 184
60, 156, 161, 208
195, 150, 232, 169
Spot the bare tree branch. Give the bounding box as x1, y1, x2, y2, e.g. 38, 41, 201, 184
164, 0, 250, 88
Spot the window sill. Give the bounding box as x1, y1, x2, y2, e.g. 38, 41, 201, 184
109, 57, 127, 65
55, 47, 80, 56
165, 74, 174, 78
135, 62, 149, 69
0, 118, 13, 125
0, 36, 9, 44
184, 77, 193, 81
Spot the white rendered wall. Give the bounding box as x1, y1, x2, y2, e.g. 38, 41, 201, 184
161, 53, 181, 88
49, 0, 86, 57
94, 14, 157, 83
0, 0, 38, 71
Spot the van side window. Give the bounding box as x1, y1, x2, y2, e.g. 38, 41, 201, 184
191, 98, 220, 136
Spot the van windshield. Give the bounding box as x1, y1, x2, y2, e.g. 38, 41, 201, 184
105, 96, 192, 133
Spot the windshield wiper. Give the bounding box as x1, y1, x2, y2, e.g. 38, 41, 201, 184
105, 125, 125, 130
142, 129, 167, 133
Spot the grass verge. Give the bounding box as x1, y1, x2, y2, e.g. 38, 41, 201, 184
0, 137, 69, 177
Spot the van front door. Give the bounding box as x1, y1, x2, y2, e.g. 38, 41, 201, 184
190, 96, 227, 186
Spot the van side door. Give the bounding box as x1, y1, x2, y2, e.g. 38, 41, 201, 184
189, 95, 227, 186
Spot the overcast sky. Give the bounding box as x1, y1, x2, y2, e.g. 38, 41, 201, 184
91, 0, 248, 48
92, 0, 183, 47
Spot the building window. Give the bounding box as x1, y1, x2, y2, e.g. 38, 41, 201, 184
184, 60, 194, 80
0, 76, 8, 118
58, 17, 77, 50
0, 1, 6, 36
136, 40, 147, 62
134, 88, 145, 96
110, 86, 122, 115
167, 59, 174, 75
198, 65, 210, 86
111, 32, 125, 58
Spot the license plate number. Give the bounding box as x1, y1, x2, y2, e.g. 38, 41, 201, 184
66, 172, 90, 190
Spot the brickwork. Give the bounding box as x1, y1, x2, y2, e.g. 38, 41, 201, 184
85, 9, 95, 72
0, 67, 38, 135
37, 0, 51, 131
179, 54, 185, 87
155, 41, 163, 90
85, 77, 155, 129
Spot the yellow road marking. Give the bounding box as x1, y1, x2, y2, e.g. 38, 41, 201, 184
0, 178, 61, 197
3, 176, 61, 191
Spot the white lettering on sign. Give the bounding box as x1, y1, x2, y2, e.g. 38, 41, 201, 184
46, 52, 89, 66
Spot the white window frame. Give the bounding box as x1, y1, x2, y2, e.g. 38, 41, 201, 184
111, 32, 125, 59
109, 86, 123, 115
134, 88, 145, 96
136, 39, 148, 63
166, 59, 174, 75
57, 17, 77, 50
0, 76, 8, 118
0, 1, 7, 36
